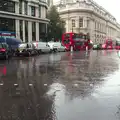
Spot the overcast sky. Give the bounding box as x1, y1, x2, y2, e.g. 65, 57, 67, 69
53, 0, 120, 22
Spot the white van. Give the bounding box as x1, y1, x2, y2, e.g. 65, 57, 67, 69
47, 41, 66, 52
32, 42, 51, 53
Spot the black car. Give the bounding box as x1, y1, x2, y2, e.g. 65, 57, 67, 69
15, 43, 38, 57
0, 43, 12, 60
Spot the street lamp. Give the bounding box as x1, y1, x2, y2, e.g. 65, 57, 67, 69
79, 17, 80, 33
68, 9, 70, 32
72, 26, 73, 32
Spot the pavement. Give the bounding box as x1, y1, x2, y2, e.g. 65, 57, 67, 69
0, 50, 120, 120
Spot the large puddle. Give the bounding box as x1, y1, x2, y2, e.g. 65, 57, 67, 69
0, 51, 120, 120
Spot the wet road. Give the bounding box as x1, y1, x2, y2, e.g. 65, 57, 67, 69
0, 50, 120, 120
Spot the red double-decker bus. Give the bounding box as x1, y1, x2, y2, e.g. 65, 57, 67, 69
62, 32, 93, 51
102, 39, 114, 49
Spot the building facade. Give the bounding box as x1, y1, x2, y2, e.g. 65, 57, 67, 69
0, 0, 49, 42
47, 0, 53, 7
56, 0, 120, 43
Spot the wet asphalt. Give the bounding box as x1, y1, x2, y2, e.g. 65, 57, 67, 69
0, 50, 120, 120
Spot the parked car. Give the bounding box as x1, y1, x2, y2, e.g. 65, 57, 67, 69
48, 41, 64, 52
0, 37, 22, 55
93, 44, 102, 50
0, 43, 12, 60
115, 39, 120, 49
15, 43, 37, 56
57, 44, 66, 52
32, 42, 51, 54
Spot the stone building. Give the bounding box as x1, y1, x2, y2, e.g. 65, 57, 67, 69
56, 0, 120, 43
47, 0, 53, 7
0, 0, 49, 42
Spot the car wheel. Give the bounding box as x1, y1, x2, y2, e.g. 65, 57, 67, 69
28, 52, 31, 57
55, 49, 58, 52
50, 49, 53, 53
17, 54, 20, 57
36, 50, 38, 55
38, 50, 41, 54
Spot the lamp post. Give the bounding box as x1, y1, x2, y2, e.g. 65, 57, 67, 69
68, 9, 70, 32
72, 26, 73, 32
79, 17, 80, 33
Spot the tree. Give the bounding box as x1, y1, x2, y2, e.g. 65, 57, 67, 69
47, 6, 65, 41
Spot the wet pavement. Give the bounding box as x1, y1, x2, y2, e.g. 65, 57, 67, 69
0, 50, 120, 120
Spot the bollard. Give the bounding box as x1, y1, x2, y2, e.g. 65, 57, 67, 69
70, 46, 73, 52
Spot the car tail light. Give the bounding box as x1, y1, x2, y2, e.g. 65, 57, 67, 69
0, 48, 6, 52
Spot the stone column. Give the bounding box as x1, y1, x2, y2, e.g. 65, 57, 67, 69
15, 2, 19, 14
22, 21, 25, 42
41, 6, 44, 18
89, 18, 94, 42
83, 17, 87, 28
36, 6, 39, 17
66, 20, 69, 32
76, 17, 79, 33
22, 1, 25, 15
36, 22, 39, 41
28, 5, 31, 16
15, 20, 20, 39
46, 24, 48, 34
28, 22, 32, 42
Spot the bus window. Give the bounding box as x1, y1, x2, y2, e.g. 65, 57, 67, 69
72, 34, 84, 40
64, 34, 70, 39
63, 39, 70, 44
107, 40, 112, 45
116, 41, 120, 46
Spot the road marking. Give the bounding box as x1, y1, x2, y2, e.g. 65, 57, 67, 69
29, 84, 33, 86
14, 84, 18, 86
44, 84, 47, 86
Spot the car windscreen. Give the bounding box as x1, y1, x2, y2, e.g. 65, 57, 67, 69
0, 38, 5, 43
19, 44, 27, 48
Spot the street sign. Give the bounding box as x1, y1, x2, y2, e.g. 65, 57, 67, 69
0, 31, 16, 38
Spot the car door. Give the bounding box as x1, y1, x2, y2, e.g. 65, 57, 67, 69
4, 44, 11, 55
42, 43, 47, 52
27, 43, 32, 52
59, 44, 64, 51
45, 43, 50, 52
31, 43, 37, 54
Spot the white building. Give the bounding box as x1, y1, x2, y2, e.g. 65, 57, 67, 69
47, 0, 53, 7
56, 0, 120, 43
0, 0, 49, 42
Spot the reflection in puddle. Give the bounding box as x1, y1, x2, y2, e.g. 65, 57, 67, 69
0, 52, 120, 120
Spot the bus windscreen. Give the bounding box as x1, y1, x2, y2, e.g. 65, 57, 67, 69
116, 41, 120, 45
72, 34, 87, 41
